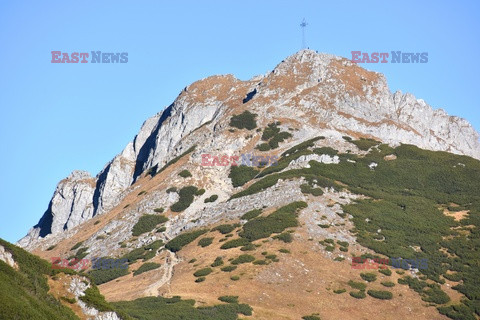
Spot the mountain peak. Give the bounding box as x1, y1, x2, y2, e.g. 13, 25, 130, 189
18, 50, 480, 250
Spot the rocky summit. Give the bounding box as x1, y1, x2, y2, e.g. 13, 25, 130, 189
12, 50, 480, 320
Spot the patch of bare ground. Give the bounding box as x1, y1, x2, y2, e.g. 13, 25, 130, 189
443, 209, 469, 221
47, 274, 86, 320
157, 220, 447, 319
99, 250, 175, 301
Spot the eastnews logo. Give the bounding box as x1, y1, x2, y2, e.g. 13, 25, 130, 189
351, 51, 428, 63
201, 153, 278, 167
51, 257, 128, 270
51, 51, 128, 63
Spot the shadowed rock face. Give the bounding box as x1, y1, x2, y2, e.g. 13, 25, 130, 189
18, 49, 480, 249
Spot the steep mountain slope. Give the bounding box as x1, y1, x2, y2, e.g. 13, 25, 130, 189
18, 50, 480, 249
0, 238, 123, 320
16, 50, 480, 320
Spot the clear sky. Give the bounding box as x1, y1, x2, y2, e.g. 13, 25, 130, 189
1, 0, 479, 243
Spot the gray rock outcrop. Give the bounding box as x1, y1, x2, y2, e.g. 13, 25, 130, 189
18, 49, 480, 250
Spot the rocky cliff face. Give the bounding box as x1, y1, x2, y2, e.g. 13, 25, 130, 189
18, 49, 480, 249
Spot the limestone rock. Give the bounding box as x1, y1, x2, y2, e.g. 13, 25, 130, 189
18, 49, 480, 250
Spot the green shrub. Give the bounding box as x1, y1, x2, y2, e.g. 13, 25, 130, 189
398, 276, 450, 304
221, 265, 237, 272
360, 272, 377, 282
79, 286, 114, 312
240, 201, 307, 241
351, 138, 380, 151
229, 111, 257, 130
265, 254, 277, 260
269, 132, 292, 149
132, 214, 168, 236
337, 240, 349, 247
300, 184, 324, 196
313, 147, 338, 156
157, 226, 167, 233
133, 263, 161, 276
204, 195, 218, 203
220, 238, 251, 250
165, 229, 208, 252
213, 224, 238, 234
256, 143, 271, 151
144, 241, 164, 251
229, 165, 259, 187
443, 272, 462, 282
381, 281, 395, 287
154, 207, 164, 213
122, 248, 147, 263
188, 258, 197, 264
279, 249, 290, 254
195, 277, 205, 283
241, 209, 262, 220
349, 290, 366, 299
378, 268, 392, 276
281, 137, 322, 157
333, 289, 346, 294
348, 280, 366, 290
422, 286, 451, 304
273, 232, 293, 243
261, 122, 281, 140
112, 295, 252, 319
230, 275, 240, 281
60, 296, 76, 304
258, 123, 292, 150
253, 260, 268, 265
89, 266, 130, 285
302, 315, 321, 320
70, 247, 89, 260
218, 296, 238, 304
240, 243, 256, 251
198, 237, 214, 248
195, 188, 205, 196
437, 303, 477, 320
211, 257, 224, 267
325, 246, 335, 252
171, 186, 199, 212
47, 245, 56, 251
138, 190, 147, 196
166, 187, 177, 193
178, 170, 192, 178
367, 290, 393, 300
193, 268, 213, 277
71, 241, 83, 250
231, 254, 255, 265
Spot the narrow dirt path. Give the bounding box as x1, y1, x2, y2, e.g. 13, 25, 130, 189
145, 250, 179, 296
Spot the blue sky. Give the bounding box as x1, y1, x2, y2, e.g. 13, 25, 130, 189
0, 0, 479, 243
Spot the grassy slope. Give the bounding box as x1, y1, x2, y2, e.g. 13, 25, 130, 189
229, 141, 480, 319
0, 239, 79, 320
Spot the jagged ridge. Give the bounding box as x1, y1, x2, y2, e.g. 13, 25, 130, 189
18, 49, 480, 249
